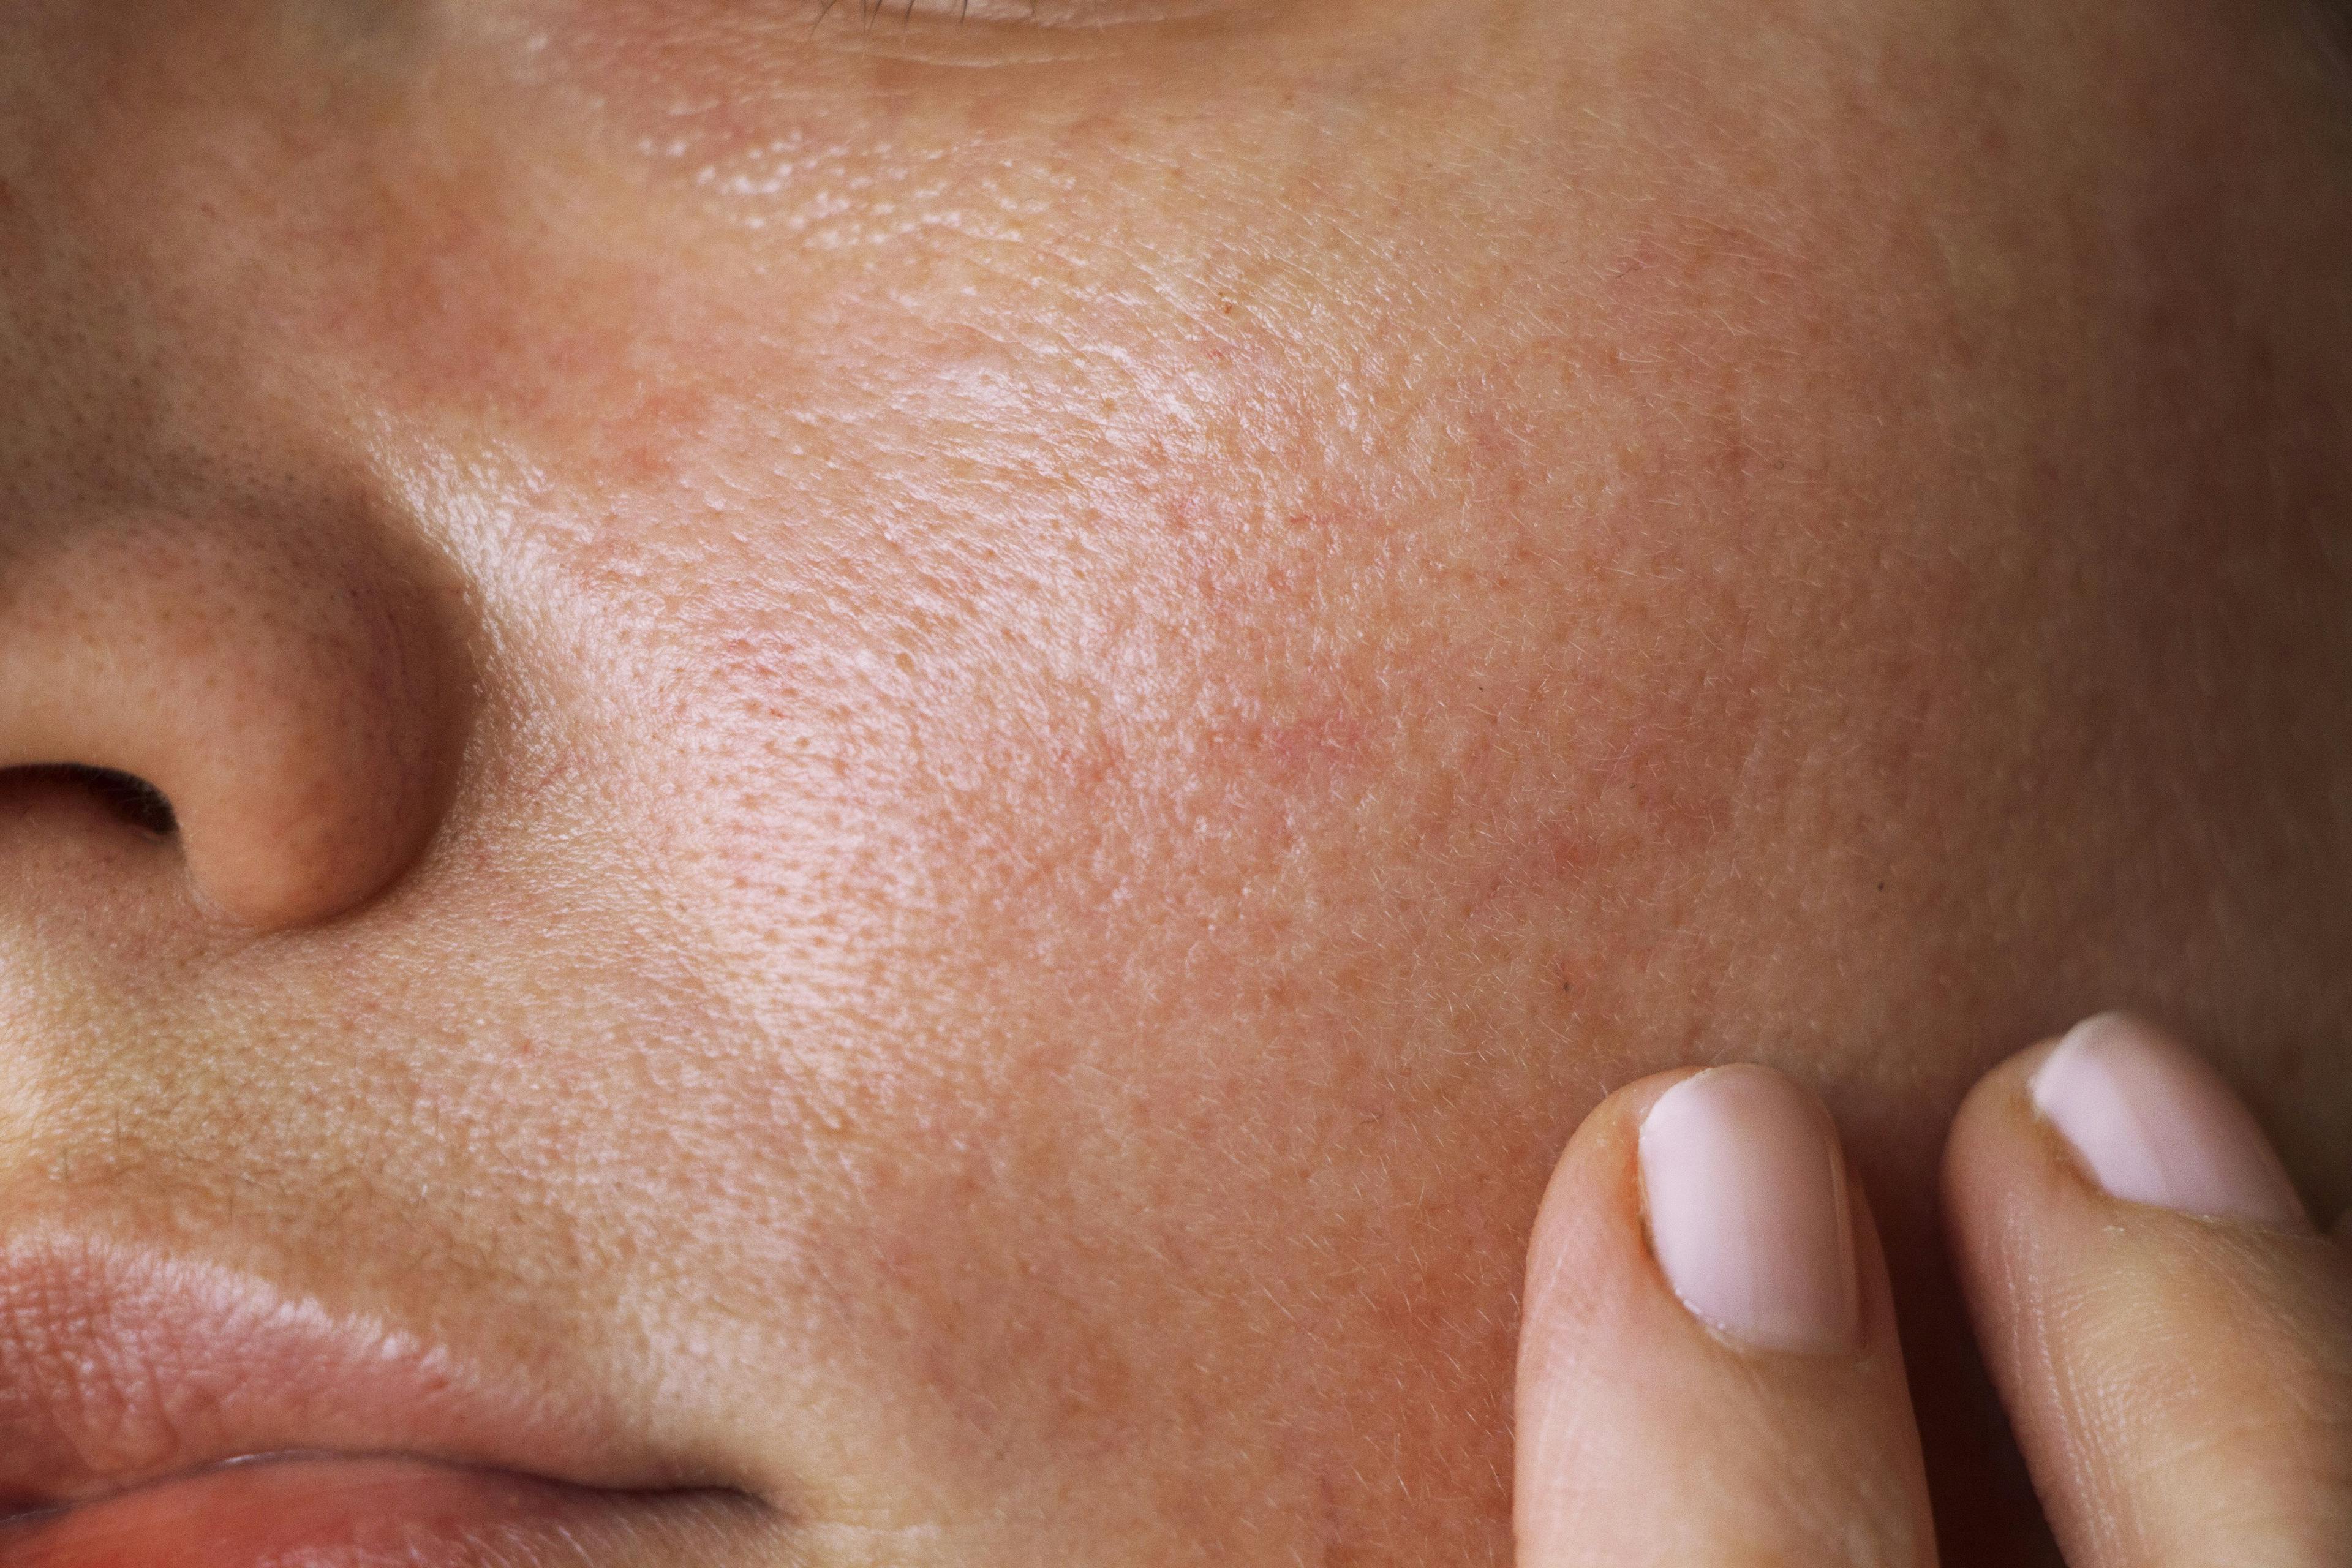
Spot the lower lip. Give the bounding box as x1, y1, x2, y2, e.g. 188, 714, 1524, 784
0, 1455, 730, 1567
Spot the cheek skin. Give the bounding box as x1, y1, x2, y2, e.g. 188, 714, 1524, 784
552, 14, 2352, 1559
389, 7, 2352, 1558
355, 27, 1800, 1547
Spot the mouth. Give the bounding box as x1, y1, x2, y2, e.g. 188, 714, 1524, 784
0, 1230, 770, 1566
0, 1454, 752, 1567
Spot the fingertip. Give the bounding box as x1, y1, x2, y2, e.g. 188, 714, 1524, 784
1520, 1066, 1704, 1387
1637, 1065, 1861, 1355
1942, 1013, 2352, 1568
1525, 1063, 1851, 1359
1950, 1012, 2309, 1231
1528, 1063, 1869, 1355
1517, 1062, 1932, 1567
1523, 1067, 1703, 1310
2035, 1012, 2307, 1229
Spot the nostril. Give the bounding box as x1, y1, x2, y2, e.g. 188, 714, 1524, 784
77, 767, 177, 839
12, 764, 180, 839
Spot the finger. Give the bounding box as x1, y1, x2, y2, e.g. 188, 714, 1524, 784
1516, 1064, 1937, 1567
1942, 1012, 2352, 1567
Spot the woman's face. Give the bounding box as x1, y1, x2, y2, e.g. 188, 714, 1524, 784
3, 1, 2349, 1561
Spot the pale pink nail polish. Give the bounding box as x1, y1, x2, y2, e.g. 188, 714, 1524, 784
2030, 1013, 2308, 1230
1638, 1066, 1861, 1354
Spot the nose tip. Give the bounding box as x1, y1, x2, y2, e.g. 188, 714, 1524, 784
0, 518, 469, 930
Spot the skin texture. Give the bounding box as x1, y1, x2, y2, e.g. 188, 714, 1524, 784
0, 0, 2348, 1561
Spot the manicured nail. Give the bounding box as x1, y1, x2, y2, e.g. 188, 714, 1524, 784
2031, 1013, 2309, 1230
1638, 1066, 1861, 1354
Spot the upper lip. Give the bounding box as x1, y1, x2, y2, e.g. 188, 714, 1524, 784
0, 1224, 734, 1519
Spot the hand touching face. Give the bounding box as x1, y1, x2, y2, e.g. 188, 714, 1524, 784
1519, 1014, 2352, 1566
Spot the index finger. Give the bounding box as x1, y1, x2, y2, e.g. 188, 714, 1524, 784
1515, 1064, 1936, 1566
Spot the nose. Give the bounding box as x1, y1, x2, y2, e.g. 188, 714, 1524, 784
0, 516, 469, 930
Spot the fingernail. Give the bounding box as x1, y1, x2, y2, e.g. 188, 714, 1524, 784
2030, 1013, 2309, 1231
1638, 1066, 1861, 1354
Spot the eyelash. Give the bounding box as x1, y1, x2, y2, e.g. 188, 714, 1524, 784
805, 0, 1052, 28
799, 0, 1223, 37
